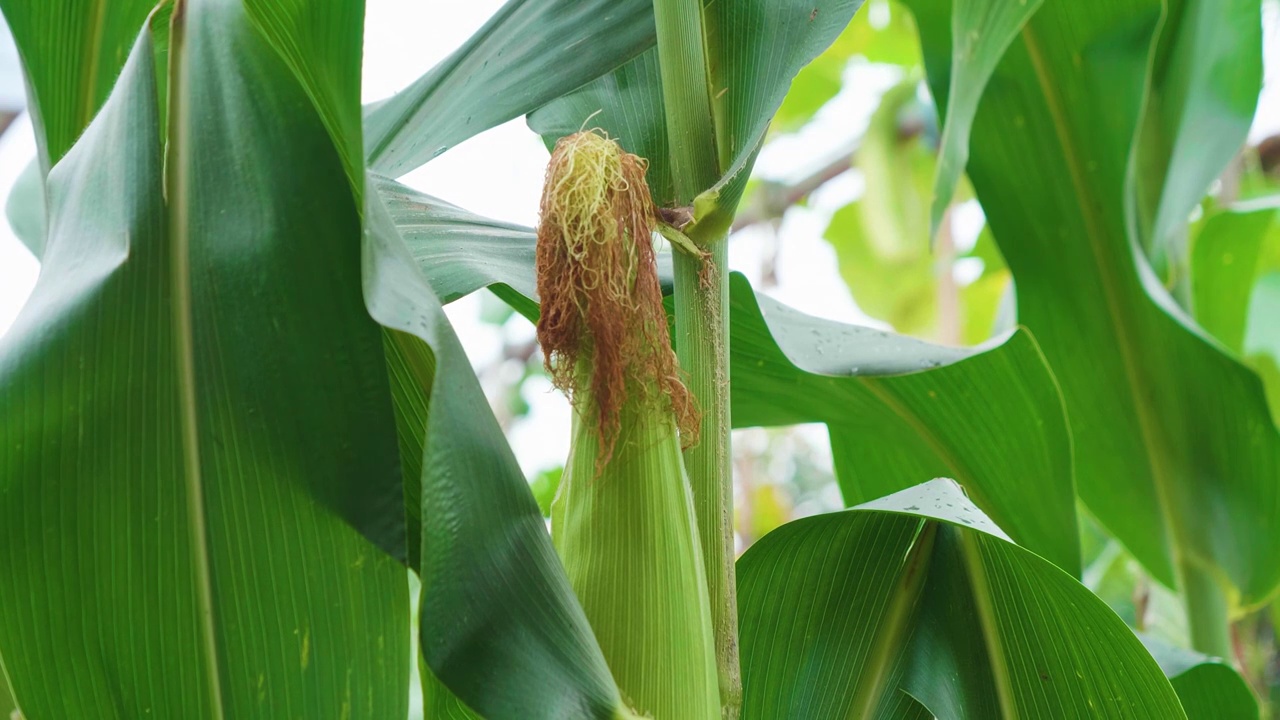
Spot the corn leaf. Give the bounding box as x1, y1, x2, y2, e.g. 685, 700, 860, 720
727, 274, 1077, 575
364, 175, 628, 719
0, 2, 409, 715
1139, 635, 1260, 719
737, 480, 1186, 719
906, 0, 1280, 611
926, 0, 1042, 236
0, 0, 156, 172
1131, 0, 1264, 275
1190, 201, 1278, 353
363, 0, 655, 178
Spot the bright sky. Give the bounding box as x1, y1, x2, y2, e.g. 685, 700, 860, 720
1, 0, 1279, 476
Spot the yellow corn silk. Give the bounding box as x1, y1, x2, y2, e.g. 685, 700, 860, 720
536, 131, 720, 719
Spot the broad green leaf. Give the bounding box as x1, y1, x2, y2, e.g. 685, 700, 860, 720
364, 178, 628, 719
243, 0, 366, 190
360, 182, 1077, 574
1190, 202, 1278, 352
0, 0, 156, 171
737, 480, 1186, 719
1, 3, 175, 260
927, 0, 1042, 236
1140, 635, 1260, 719
907, 0, 1280, 619
364, 0, 655, 178
1131, 0, 1263, 277
727, 274, 1078, 575
372, 172, 537, 307
0, 4, 409, 716
529, 0, 866, 235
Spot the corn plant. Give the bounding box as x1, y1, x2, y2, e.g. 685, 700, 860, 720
0, 0, 1273, 718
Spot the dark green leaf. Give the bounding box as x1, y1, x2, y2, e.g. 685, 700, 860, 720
363, 177, 627, 719
728, 274, 1078, 574
0, 0, 156, 171
737, 480, 1186, 719
0, 3, 409, 715
908, 0, 1280, 612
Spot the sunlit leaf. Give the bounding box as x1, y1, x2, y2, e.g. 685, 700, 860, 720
1190, 201, 1277, 352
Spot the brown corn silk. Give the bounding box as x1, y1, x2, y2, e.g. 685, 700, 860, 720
536, 130, 697, 468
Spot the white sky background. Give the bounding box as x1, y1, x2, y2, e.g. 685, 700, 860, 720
0, 0, 1279, 476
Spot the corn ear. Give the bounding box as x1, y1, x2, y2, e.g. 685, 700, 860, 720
552, 407, 720, 720
537, 130, 719, 719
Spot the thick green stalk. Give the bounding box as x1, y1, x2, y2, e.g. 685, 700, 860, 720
652, 0, 739, 713
673, 239, 737, 713
652, 0, 719, 197
552, 407, 720, 720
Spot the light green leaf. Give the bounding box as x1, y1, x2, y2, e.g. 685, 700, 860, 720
927, 0, 1042, 237
364, 0, 655, 178
529, 0, 866, 234
1190, 202, 1278, 352
737, 480, 1186, 719
372, 172, 537, 307
0, 3, 409, 716
552, 412, 720, 720
1244, 273, 1280, 361
907, 0, 1280, 627
364, 176, 627, 719
5, 158, 43, 257
1140, 635, 1260, 719
1131, 0, 1263, 278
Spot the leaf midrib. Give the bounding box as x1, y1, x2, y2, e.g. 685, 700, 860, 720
167, 3, 226, 715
